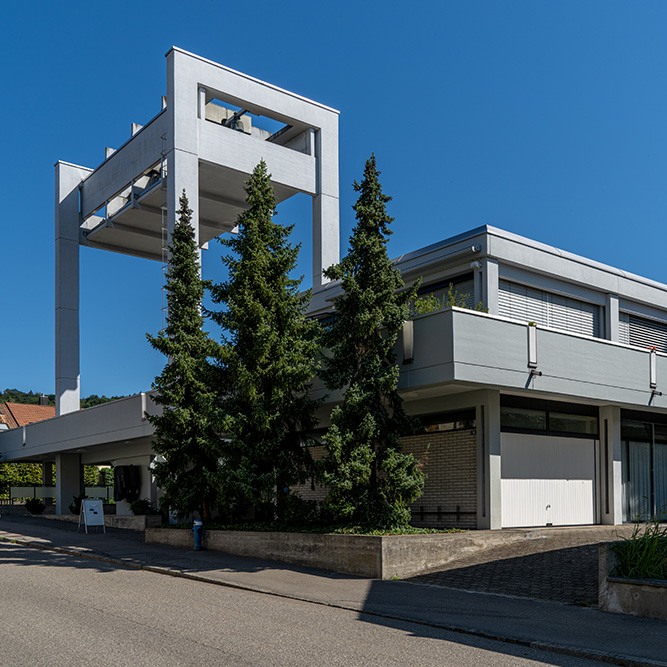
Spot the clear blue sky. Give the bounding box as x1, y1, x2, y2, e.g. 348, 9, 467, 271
2, 1, 667, 397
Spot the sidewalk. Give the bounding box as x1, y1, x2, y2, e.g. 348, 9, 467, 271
1, 514, 665, 667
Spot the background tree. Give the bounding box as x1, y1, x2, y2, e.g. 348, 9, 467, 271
321, 155, 424, 528
146, 191, 221, 521
209, 160, 320, 523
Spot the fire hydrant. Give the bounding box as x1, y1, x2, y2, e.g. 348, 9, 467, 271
193, 519, 203, 551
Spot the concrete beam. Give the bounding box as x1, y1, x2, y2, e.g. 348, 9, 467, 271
200, 189, 248, 209
80, 111, 167, 220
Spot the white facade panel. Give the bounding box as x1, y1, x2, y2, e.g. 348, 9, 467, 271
501, 433, 596, 528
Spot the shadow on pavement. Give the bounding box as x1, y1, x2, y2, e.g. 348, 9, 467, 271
406, 545, 600, 606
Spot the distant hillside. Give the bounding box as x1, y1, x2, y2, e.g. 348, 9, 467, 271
1, 388, 127, 409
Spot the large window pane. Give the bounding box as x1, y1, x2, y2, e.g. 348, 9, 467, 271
500, 407, 546, 431
549, 412, 598, 435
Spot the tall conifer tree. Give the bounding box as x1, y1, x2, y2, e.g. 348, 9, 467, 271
147, 191, 220, 521
322, 155, 424, 528
209, 160, 320, 522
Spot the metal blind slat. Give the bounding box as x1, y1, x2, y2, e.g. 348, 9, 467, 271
499, 280, 600, 338
628, 314, 667, 352
619, 313, 630, 345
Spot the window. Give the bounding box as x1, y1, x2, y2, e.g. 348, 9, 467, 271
619, 312, 667, 352
500, 407, 546, 431
548, 412, 598, 435
418, 273, 475, 310
499, 280, 601, 338
500, 397, 599, 437
420, 409, 475, 432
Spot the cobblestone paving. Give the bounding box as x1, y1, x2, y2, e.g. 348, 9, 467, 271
406, 529, 632, 606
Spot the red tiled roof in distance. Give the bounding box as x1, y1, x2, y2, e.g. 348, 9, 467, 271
1, 402, 55, 428
0, 404, 18, 429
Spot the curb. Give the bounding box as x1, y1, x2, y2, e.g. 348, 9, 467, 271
2, 534, 666, 667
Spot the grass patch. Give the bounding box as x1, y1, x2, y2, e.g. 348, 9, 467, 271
162, 521, 464, 536
612, 517, 667, 580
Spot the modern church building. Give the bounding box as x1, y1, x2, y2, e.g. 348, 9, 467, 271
2, 48, 667, 530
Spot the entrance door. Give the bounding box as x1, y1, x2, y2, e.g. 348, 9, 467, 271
501, 433, 597, 528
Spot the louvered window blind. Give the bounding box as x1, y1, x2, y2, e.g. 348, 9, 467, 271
619, 312, 667, 351
498, 280, 601, 338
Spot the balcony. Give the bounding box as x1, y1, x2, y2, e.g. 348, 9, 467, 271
401, 307, 665, 408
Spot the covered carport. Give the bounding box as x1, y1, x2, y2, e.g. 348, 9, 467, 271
0, 393, 158, 515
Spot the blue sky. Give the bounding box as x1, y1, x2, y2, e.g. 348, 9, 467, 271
2, 1, 667, 397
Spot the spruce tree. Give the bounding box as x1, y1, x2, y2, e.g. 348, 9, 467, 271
321, 155, 424, 528
209, 160, 320, 522
146, 191, 220, 521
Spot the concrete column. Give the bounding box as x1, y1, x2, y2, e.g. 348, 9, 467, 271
166, 148, 200, 247
55, 162, 90, 416
599, 406, 623, 525
312, 128, 340, 287
606, 294, 620, 342
482, 259, 499, 316
312, 193, 340, 285
473, 263, 484, 308
55, 453, 82, 515
476, 389, 502, 529
42, 462, 54, 505
166, 48, 200, 254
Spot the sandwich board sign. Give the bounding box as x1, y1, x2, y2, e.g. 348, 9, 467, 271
78, 499, 106, 534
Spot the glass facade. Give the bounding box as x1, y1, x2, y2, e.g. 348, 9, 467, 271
621, 420, 667, 521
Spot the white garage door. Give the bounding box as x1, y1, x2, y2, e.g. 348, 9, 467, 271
501, 433, 597, 528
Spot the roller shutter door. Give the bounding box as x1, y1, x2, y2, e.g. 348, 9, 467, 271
501, 433, 597, 528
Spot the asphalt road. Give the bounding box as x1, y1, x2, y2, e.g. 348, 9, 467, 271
0, 542, 608, 667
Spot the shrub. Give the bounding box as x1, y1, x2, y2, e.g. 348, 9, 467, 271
69, 493, 87, 516
412, 283, 486, 317
129, 498, 160, 516
612, 515, 667, 580
25, 497, 46, 515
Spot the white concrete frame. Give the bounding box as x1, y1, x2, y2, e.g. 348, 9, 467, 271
54, 48, 340, 416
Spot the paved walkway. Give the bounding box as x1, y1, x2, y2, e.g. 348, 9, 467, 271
408, 526, 636, 606
0, 515, 664, 667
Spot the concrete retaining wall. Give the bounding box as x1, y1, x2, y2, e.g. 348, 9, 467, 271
146, 527, 541, 579
599, 542, 667, 620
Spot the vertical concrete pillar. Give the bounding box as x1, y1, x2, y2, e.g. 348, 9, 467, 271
166, 148, 200, 246
166, 49, 200, 256
606, 294, 620, 342
55, 453, 82, 515
482, 259, 499, 316
42, 462, 54, 505
473, 264, 484, 308
476, 390, 502, 529
312, 127, 340, 287
55, 162, 91, 416
599, 406, 623, 525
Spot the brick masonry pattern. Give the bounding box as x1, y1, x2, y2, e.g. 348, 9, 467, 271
294, 428, 478, 529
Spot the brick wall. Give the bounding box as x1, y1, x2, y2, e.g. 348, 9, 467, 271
293, 428, 478, 529
295, 445, 328, 503
401, 429, 477, 529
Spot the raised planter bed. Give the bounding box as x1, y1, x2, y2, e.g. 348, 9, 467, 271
599, 542, 667, 620
146, 527, 537, 579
